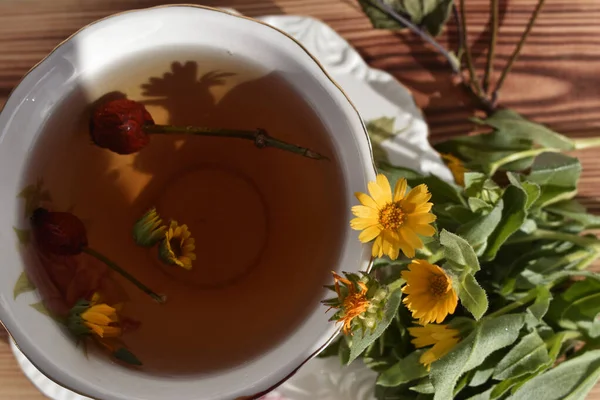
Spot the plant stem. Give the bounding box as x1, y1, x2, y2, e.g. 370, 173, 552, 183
370, 0, 461, 74
483, 0, 499, 93
452, 3, 465, 60
573, 137, 600, 150
487, 147, 560, 176
507, 229, 600, 249
144, 125, 328, 161
487, 290, 538, 318
459, 0, 484, 97
83, 247, 165, 304
492, 0, 547, 102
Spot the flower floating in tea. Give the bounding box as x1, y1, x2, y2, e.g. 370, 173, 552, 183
31, 208, 88, 255
31, 207, 164, 303
350, 174, 436, 259
323, 271, 388, 335
132, 207, 167, 247
90, 97, 328, 160
158, 221, 196, 270
408, 324, 461, 369
90, 98, 153, 155
132, 208, 196, 270
401, 260, 458, 325
68, 292, 142, 366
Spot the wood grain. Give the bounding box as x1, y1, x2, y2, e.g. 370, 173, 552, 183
1, 0, 600, 398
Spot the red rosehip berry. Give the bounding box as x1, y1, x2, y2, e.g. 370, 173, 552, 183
31, 208, 88, 255
90, 98, 154, 155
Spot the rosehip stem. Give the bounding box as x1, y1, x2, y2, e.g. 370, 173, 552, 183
82, 247, 165, 304
143, 125, 329, 161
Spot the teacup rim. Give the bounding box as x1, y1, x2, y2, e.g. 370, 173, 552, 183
0, 4, 377, 399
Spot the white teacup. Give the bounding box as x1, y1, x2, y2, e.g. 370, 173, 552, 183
0, 5, 375, 400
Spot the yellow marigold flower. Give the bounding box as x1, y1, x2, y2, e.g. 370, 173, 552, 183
441, 153, 468, 187
350, 174, 436, 259
68, 293, 122, 338
408, 323, 460, 368
159, 221, 196, 270
401, 259, 458, 325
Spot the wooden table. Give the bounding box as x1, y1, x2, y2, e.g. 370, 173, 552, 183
1, 0, 599, 398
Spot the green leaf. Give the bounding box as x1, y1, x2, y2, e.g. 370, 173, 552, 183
367, 117, 399, 164
507, 173, 541, 210
545, 199, 600, 229
440, 230, 480, 274
348, 287, 403, 364
527, 153, 581, 208
377, 350, 428, 387
410, 378, 435, 394
510, 349, 600, 400
457, 200, 503, 253
527, 286, 552, 322
377, 163, 423, 184
466, 388, 493, 400
430, 314, 525, 400
113, 347, 143, 366
12, 227, 31, 246
13, 271, 36, 299
358, 0, 454, 37
471, 109, 574, 151
493, 331, 551, 380
483, 185, 528, 260
454, 273, 488, 320
468, 351, 505, 387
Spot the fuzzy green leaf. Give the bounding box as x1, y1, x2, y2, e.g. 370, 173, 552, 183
377, 350, 428, 387
440, 230, 480, 273
527, 286, 552, 322
457, 200, 503, 253
13, 271, 36, 300
483, 185, 528, 260
471, 109, 574, 151
454, 273, 488, 320
367, 117, 398, 165
358, 0, 454, 37
527, 153, 581, 208
430, 314, 525, 400
545, 199, 600, 229
407, 175, 466, 207
510, 350, 600, 400
493, 331, 551, 380
347, 286, 403, 364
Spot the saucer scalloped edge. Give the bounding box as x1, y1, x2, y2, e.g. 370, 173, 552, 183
10, 11, 450, 400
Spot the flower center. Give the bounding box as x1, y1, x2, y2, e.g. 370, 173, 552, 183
429, 275, 449, 297
379, 203, 405, 230
170, 239, 183, 258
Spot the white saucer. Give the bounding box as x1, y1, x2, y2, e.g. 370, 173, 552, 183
11, 11, 448, 400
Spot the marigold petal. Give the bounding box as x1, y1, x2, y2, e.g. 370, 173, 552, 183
358, 225, 382, 243
100, 326, 122, 338
368, 179, 390, 208
85, 322, 104, 337
399, 227, 423, 250
413, 224, 436, 237
82, 310, 113, 326
372, 235, 384, 258
351, 205, 379, 219
355, 192, 378, 209
376, 174, 393, 204
393, 178, 408, 202
350, 217, 379, 230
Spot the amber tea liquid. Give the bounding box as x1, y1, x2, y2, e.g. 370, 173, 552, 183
22, 47, 347, 375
